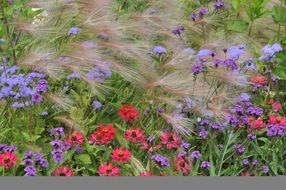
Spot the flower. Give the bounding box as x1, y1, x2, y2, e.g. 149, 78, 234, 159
0, 152, 17, 168
176, 156, 191, 174
160, 132, 181, 149
89, 124, 117, 145
68, 27, 80, 36
190, 13, 197, 21
198, 7, 208, 16
190, 150, 201, 159
214, 0, 225, 9
199, 129, 208, 139
247, 133, 256, 140
259, 44, 282, 62
172, 25, 184, 36
24, 166, 37, 176
152, 46, 167, 55
233, 144, 245, 154
200, 161, 211, 169
111, 148, 131, 163
250, 75, 268, 87
262, 165, 269, 174
242, 159, 249, 166
125, 128, 145, 143
140, 172, 154, 176
272, 101, 282, 112
252, 160, 259, 166
191, 64, 204, 75
67, 131, 85, 145
249, 117, 265, 130
150, 154, 170, 167
118, 105, 140, 121
98, 163, 120, 176
49, 127, 64, 136
92, 101, 102, 109
52, 166, 74, 176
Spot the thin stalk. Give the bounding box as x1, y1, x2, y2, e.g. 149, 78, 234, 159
248, 20, 254, 37
217, 131, 233, 176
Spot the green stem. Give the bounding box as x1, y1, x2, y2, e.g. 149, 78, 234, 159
248, 20, 254, 37
217, 131, 233, 176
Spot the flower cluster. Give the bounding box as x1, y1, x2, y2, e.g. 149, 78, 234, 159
22, 151, 48, 176
89, 124, 117, 145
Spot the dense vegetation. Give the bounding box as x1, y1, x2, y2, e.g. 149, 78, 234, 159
0, 0, 286, 176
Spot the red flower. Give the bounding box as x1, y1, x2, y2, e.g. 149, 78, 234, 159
160, 132, 181, 149
140, 172, 154, 176
0, 152, 17, 169
118, 105, 140, 121
111, 147, 131, 163
272, 101, 282, 112
250, 75, 268, 86
249, 117, 265, 130
268, 115, 286, 128
175, 156, 191, 175
67, 131, 85, 145
51, 166, 74, 176
140, 141, 162, 152
125, 128, 145, 143
98, 163, 120, 176
241, 171, 250, 176
89, 124, 117, 145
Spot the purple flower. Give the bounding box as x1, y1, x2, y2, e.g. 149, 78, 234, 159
190, 150, 201, 159
244, 58, 257, 71
242, 159, 249, 166
227, 45, 245, 60
92, 101, 102, 109
24, 166, 37, 176
157, 107, 165, 113
178, 151, 187, 158
252, 159, 259, 166
181, 142, 191, 150
262, 165, 269, 174
246, 106, 263, 116
226, 114, 239, 126
190, 13, 197, 21
236, 93, 250, 103
214, 0, 225, 9
49, 127, 64, 136
153, 46, 167, 55
191, 64, 204, 75
198, 49, 212, 58
35, 79, 48, 93
23, 159, 34, 166
67, 72, 81, 80
247, 133, 256, 140
68, 27, 80, 36
147, 135, 156, 143
82, 41, 97, 49
50, 140, 63, 148
24, 151, 33, 159
150, 154, 170, 167
211, 122, 222, 130
233, 144, 245, 154
75, 147, 84, 154
39, 111, 48, 116
33, 152, 44, 162
223, 59, 238, 71
259, 44, 283, 62
234, 104, 244, 114
199, 129, 208, 139
31, 93, 43, 104
172, 25, 184, 36
52, 152, 64, 164
198, 7, 208, 16
200, 161, 211, 169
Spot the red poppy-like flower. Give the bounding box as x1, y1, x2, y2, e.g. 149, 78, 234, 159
111, 147, 131, 163
175, 156, 191, 175
0, 152, 17, 169
67, 131, 85, 145
140, 141, 162, 152
118, 105, 140, 121
125, 128, 145, 143
51, 166, 74, 176
249, 117, 265, 130
98, 163, 120, 176
160, 132, 181, 149
89, 124, 117, 145
241, 171, 250, 176
250, 75, 268, 86
268, 115, 286, 128
140, 172, 154, 176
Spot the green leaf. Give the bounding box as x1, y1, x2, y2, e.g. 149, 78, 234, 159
77, 154, 92, 165
272, 5, 286, 25
227, 20, 249, 32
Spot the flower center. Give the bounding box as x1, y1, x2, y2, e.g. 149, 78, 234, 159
118, 151, 124, 157
4, 158, 10, 164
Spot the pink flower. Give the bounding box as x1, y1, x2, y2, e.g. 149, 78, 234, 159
67, 131, 85, 145
160, 132, 181, 149
125, 128, 145, 143
118, 105, 140, 121
111, 147, 131, 163
89, 124, 117, 145
51, 166, 74, 176
272, 101, 282, 112
0, 152, 17, 169
98, 163, 120, 176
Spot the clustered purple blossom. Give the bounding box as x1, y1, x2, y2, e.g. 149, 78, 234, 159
87, 65, 112, 82
214, 0, 225, 9
0, 66, 48, 108
172, 25, 184, 37
0, 144, 18, 153
92, 101, 102, 109
191, 63, 204, 75
150, 154, 170, 167
242, 159, 249, 166
190, 150, 201, 159
68, 26, 81, 36
152, 46, 167, 55
67, 72, 81, 80
262, 165, 269, 174
49, 127, 65, 136
198, 7, 208, 16
247, 133, 256, 140
233, 144, 245, 154
266, 124, 286, 137
200, 161, 211, 169
50, 140, 70, 164
259, 43, 283, 62
199, 129, 208, 139
22, 151, 48, 176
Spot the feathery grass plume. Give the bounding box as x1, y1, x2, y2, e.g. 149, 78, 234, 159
54, 115, 83, 132
45, 94, 74, 111
160, 112, 194, 136
130, 156, 147, 175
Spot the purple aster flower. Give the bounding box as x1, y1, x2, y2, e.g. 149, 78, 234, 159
247, 133, 256, 140
75, 147, 84, 154
227, 45, 245, 60
242, 159, 249, 166
3, 145, 18, 153
234, 104, 244, 114
191, 63, 204, 75
236, 93, 251, 103
246, 106, 263, 116
39, 111, 48, 116
197, 49, 212, 58
24, 166, 37, 176
92, 101, 102, 109
211, 122, 222, 130
199, 129, 208, 139
68, 26, 80, 36
233, 144, 245, 154
150, 154, 170, 167
214, 0, 225, 9
262, 165, 269, 174
226, 114, 239, 126
33, 152, 44, 162
50, 140, 63, 149
147, 135, 156, 143
178, 151, 187, 158
181, 142, 191, 150
200, 161, 211, 169
52, 152, 64, 164
153, 46, 167, 55
259, 44, 283, 62
24, 151, 33, 159
39, 159, 49, 168
244, 58, 257, 71
35, 79, 48, 93
223, 59, 238, 71
157, 107, 165, 113
190, 150, 201, 159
